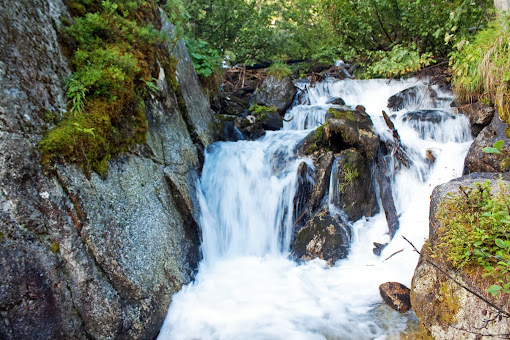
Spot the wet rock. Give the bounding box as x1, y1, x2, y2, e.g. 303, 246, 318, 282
425, 148, 437, 164
308, 152, 335, 213
387, 84, 438, 111
324, 108, 380, 159
373, 242, 388, 256
293, 162, 314, 229
379, 282, 412, 313
375, 146, 400, 238
411, 173, 510, 339
453, 102, 495, 136
327, 97, 346, 106
463, 114, 510, 174
331, 149, 378, 221
291, 209, 351, 266
260, 111, 283, 131
402, 109, 455, 124
254, 75, 297, 114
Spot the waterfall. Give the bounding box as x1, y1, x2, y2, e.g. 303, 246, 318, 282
158, 78, 472, 340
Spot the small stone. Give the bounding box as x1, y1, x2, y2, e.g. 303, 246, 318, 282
379, 282, 411, 313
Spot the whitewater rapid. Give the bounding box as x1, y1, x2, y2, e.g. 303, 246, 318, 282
158, 78, 472, 339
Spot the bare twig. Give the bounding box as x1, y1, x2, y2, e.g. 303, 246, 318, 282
383, 248, 404, 261
402, 235, 421, 254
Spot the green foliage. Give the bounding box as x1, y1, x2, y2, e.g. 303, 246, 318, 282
186, 39, 222, 78
452, 15, 510, 124
183, 0, 491, 75
42, 0, 161, 178
365, 44, 435, 78
434, 180, 510, 296
249, 104, 277, 116
483, 140, 510, 169
50, 242, 60, 253
267, 62, 292, 79
340, 164, 359, 193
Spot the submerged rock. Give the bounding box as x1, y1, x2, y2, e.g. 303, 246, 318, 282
387, 84, 438, 111
411, 173, 510, 339
254, 75, 297, 114
402, 109, 455, 124
291, 209, 351, 266
379, 282, 412, 313
463, 114, 510, 174
326, 97, 346, 106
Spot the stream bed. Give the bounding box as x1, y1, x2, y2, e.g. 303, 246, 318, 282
157, 78, 473, 340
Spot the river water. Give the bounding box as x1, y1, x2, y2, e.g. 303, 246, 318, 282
158, 78, 472, 339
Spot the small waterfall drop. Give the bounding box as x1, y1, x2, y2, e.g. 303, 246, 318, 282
158, 78, 472, 340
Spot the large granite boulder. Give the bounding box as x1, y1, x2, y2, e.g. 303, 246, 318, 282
254, 75, 297, 114
0, 2, 215, 339
411, 173, 510, 339
463, 114, 510, 174
291, 209, 351, 266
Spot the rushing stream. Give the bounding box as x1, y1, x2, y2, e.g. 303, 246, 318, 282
158, 78, 473, 339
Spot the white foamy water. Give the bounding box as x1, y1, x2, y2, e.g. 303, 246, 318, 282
158, 78, 472, 340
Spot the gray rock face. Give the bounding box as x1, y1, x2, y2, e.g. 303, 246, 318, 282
254, 75, 297, 114
411, 173, 510, 339
0, 2, 214, 339
291, 208, 351, 266
463, 114, 510, 174
453, 102, 495, 136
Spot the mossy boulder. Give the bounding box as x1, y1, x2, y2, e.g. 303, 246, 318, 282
411, 173, 510, 339
291, 208, 351, 266
299, 107, 379, 159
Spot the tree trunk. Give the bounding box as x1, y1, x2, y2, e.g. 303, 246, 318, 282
495, 0, 510, 13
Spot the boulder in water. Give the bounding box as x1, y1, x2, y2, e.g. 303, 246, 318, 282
463, 114, 510, 174
402, 109, 454, 124
293, 162, 314, 229
387, 84, 437, 111
254, 75, 297, 114
326, 97, 346, 106
324, 108, 380, 159
379, 282, 412, 313
291, 208, 351, 266
453, 102, 495, 137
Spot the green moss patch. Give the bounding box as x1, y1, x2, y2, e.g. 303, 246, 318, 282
41, 0, 163, 178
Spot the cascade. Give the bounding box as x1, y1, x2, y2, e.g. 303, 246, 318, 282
158, 78, 473, 339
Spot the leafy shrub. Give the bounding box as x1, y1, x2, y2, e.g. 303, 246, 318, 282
483, 140, 510, 170
452, 16, 510, 124
267, 62, 292, 79
434, 180, 510, 296
365, 44, 435, 78
186, 38, 222, 78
